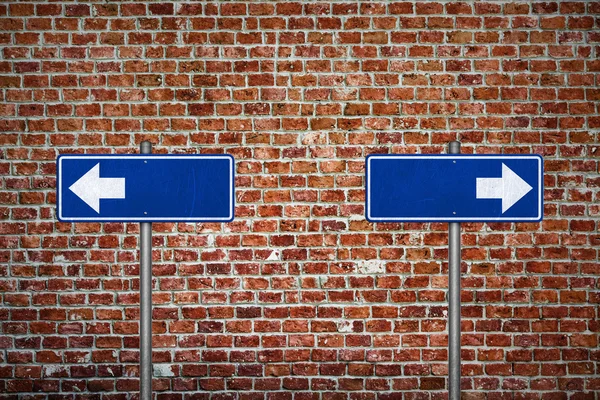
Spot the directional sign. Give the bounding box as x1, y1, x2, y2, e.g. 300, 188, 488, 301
366, 155, 543, 222
57, 155, 235, 222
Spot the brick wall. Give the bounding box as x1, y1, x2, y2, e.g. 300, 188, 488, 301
1, 1, 599, 398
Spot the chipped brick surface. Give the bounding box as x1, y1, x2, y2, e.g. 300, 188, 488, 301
0, 1, 599, 398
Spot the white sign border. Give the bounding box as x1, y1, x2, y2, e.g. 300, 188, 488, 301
57, 155, 235, 222
366, 154, 543, 222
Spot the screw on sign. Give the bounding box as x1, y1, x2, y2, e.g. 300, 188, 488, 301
365, 141, 543, 400
56, 142, 235, 400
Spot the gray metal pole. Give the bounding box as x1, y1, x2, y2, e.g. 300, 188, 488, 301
448, 141, 461, 400
140, 141, 152, 400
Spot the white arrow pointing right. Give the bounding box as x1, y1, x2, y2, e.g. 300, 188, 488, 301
69, 163, 125, 213
476, 163, 532, 213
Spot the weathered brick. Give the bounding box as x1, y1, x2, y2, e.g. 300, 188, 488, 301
0, 1, 596, 396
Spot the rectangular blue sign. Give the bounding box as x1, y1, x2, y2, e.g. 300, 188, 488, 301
366, 154, 543, 222
57, 155, 235, 222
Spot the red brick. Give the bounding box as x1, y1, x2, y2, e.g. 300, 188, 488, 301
0, 2, 595, 395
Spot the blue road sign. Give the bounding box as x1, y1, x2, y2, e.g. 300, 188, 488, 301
366, 155, 543, 222
57, 155, 235, 222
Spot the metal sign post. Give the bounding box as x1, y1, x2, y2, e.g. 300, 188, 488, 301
139, 141, 152, 400
365, 141, 543, 399
56, 143, 236, 400
447, 141, 461, 400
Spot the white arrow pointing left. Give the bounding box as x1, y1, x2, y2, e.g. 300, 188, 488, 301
476, 163, 532, 213
69, 163, 125, 213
